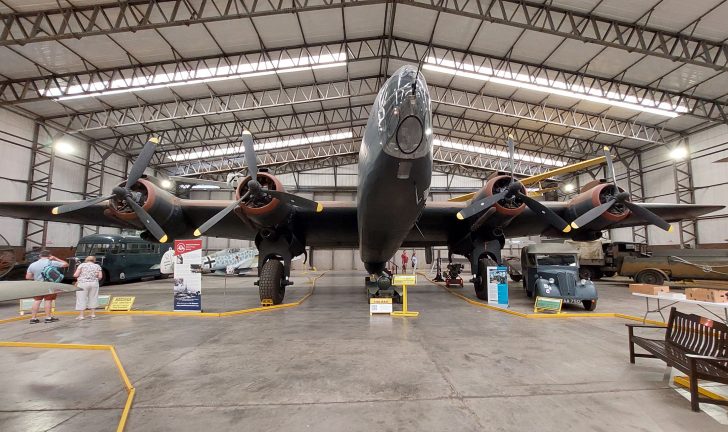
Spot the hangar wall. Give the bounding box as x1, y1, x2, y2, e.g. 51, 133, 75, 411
0, 108, 128, 250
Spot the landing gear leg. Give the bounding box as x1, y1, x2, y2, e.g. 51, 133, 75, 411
255, 234, 300, 305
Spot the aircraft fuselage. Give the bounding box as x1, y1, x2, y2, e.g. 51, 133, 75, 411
357, 66, 433, 274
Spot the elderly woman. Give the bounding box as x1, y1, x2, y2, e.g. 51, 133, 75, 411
73, 256, 103, 320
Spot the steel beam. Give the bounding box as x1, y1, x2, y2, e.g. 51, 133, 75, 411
0, 38, 384, 105
21, 122, 55, 249
672, 137, 698, 248
3, 1, 727, 73
620, 152, 648, 244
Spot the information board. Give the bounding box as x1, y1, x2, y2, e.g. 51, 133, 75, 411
109, 296, 135, 311
173, 239, 203, 312
487, 266, 509, 307
392, 274, 416, 286
534, 296, 563, 314
369, 298, 393, 315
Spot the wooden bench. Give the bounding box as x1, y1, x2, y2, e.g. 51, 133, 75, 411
627, 307, 728, 411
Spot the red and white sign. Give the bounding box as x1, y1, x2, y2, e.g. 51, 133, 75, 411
174, 239, 202, 255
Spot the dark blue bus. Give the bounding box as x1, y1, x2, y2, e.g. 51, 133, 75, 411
66, 234, 169, 285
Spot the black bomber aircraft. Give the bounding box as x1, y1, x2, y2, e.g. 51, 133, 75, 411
0, 66, 722, 304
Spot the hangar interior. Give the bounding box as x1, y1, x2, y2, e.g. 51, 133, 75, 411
1, 0, 728, 431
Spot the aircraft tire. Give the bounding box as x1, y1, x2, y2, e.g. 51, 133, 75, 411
259, 259, 285, 305
473, 258, 488, 301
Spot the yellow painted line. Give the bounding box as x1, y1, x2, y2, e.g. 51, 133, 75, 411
1, 272, 326, 323
674, 375, 728, 401
0, 341, 135, 432
421, 273, 666, 325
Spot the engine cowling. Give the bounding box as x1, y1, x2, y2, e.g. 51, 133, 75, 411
472, 175, 527, 218
104, 177, 185, 238
234, 171, 292, 228
565, 181, 630, 230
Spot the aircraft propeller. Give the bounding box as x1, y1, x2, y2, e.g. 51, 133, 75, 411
569, 147, 672, 231
456, 136, 572, 233
52, 137, 169, 243
194, 131, 323, 237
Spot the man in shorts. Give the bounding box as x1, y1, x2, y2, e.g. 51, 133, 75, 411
25, 250, 69, 324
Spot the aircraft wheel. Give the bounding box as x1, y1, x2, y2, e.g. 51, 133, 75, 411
583, 299, 597, 311
510, 274, 522, 282
473, 258, 488, 301
259, 259, 285, 305
602, 271, 616, 278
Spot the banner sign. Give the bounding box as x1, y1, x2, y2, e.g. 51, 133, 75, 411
487, 266, 509, 307
173, 239, 203, 312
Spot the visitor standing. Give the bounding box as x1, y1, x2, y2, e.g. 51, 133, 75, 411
25, 250, 68, 324
74, 256, 103, 320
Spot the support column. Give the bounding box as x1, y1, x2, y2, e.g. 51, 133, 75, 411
80, 141, 110, 239
621, 153, 648, 244
21, 122, 55, 251
672, 138, 697, 248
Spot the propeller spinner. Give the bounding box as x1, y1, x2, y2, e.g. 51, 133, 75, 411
52, 137, 169, 243
193, 131, 323, 237
456, 136, 572, 233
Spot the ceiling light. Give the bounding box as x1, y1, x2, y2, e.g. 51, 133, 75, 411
669, 146, 688, 160
434, 137, 566, 168
54, 141, 74, 154
43, 53, 347, 101
423, 60, 686, 118
168, 131, 354, 162
161, 179, 173, 189
563, 183, 576, 193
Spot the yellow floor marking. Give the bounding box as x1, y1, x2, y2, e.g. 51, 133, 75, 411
0, 341, 135, 432
421, 272, 665, 325
1, 272, 326, 323
674, 375, 728, 401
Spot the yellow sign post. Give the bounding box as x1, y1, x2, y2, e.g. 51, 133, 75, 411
391, 274, 419, 317
109, 296, 136, 311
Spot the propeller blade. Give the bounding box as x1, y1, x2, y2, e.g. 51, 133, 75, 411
52, 194, 114, 215
603, 146, 618, 189
507, 134, 515, 183
241, 131, 258, 176
456, 190, 508, 220
570, 199, 617, 229
126, 137, 159, 188
126, 198, 168, 243
194, 192, 251, 237
624, 202, 673, 232
265, 190, 323, 212
517, 193, 571, 233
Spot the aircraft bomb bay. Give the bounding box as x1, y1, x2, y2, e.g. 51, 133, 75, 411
0, 1, 728, 431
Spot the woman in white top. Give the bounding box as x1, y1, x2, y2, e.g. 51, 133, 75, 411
73, 256, 103, 320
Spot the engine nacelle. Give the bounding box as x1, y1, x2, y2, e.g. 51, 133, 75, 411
235, 172, 292, 228
104, 177, 185, 238
472, 175, 527, 218
565, 180, 630, 230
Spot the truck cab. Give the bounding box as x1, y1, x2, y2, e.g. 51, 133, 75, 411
521, 244, 598, 311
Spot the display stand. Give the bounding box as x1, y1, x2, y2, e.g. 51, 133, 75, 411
391, 274, 419, 317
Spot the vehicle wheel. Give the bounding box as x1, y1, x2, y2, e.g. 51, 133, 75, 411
474, 258, 490, 301
582, 300, 597, 311
259, 259, 285, 305
602, 271, 616, 278
635, 269, 666, 286
99, 270, 110, 287
510, 274, 522, 282
578, 266, 597, 281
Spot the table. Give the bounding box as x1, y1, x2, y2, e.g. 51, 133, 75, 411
632, 293, 728, 324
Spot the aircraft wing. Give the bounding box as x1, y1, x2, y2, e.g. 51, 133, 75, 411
597, 203, 724, 229
0, 281, 80, 303
0, 199, 260, 241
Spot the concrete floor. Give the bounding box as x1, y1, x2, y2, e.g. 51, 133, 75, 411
0, 271, 726, 431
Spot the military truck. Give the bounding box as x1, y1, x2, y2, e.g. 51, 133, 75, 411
520, 244, 599, 310
565, 240, 650, 280
619, 248, 728, 285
